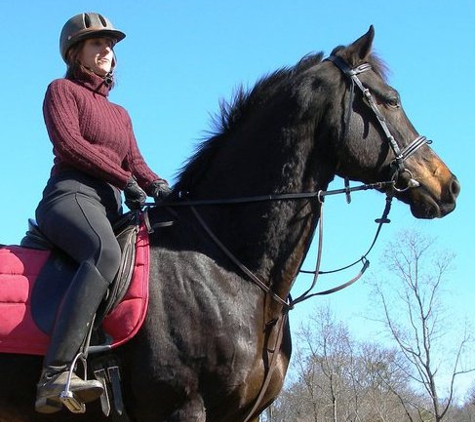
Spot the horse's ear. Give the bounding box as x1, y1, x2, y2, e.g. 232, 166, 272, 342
340, 25, 375, 66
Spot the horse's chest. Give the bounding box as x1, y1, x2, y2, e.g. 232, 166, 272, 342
145, 298, 262, 385
144, 249, 267, 389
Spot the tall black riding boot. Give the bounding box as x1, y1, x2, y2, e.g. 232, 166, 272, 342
35, 261, 111, 414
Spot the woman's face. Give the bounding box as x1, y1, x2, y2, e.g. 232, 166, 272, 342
79, 38, 115, 76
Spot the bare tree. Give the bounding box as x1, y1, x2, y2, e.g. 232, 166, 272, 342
274, 303, 415, 422
357, 341, 415, 422
468, 383, 475, 406
370, 229, 475, 422
297, 304, 354, 422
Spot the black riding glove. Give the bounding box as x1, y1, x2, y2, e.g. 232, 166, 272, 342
149, 180, 172, 203
124, 179, 147, 210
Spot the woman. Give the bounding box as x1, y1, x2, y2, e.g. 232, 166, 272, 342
34, 12, 170, 414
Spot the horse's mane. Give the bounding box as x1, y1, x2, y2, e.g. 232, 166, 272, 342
217, 52, 325, 135
174, 50, 387, 191
174, 52, 324, 191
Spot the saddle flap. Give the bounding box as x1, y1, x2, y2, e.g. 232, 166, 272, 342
94, 222, 139, 327
31, 251, 78, 334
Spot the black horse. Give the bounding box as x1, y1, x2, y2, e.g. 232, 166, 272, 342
0, 26, 459, 422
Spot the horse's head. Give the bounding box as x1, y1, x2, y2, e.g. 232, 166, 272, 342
322, 26, 459, 219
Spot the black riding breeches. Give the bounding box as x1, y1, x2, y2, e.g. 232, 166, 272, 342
35, 170, 123, 282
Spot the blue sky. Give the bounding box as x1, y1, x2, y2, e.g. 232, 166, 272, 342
1, 0, 474, 396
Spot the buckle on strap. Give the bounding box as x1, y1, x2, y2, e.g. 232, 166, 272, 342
92, 356, 127, 418
326, 55, 372, 76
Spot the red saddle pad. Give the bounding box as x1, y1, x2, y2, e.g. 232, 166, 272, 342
0, 222, 150, 355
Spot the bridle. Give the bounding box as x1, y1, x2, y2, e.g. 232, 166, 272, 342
326, 55, 431, 192
146, 57, 433, 421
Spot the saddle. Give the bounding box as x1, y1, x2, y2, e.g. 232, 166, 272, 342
0, 211, 152, 356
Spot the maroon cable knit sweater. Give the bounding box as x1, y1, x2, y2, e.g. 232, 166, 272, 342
43, 69, 161, 191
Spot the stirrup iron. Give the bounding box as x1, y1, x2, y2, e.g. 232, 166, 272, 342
60, 389, 86, 414
59, 316, 95, 414
59, 352, 88, 413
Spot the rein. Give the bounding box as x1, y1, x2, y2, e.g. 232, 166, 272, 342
164, 180, 394, 207
153, 179, 395, 310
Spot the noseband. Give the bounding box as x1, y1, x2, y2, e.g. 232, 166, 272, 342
326, 55, 431, 192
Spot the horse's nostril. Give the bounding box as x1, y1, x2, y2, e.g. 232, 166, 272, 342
451, 177, 461, 199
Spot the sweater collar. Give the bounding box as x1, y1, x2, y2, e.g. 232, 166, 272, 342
73, 68, 111, 97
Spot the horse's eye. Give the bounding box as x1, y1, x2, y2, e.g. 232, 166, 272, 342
387, 95, 401, 108
386, 91, 401, 108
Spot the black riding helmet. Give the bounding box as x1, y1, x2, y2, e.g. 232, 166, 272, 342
60, 12, 126, 62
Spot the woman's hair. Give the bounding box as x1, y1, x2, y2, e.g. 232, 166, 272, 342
65, 40, 116, 88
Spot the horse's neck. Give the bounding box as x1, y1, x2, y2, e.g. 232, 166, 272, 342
252, 189, 323, 298
200, 156, 332, 304
176, 112, 335, 304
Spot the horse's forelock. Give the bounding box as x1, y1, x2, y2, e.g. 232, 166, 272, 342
368, 53, 390, 81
